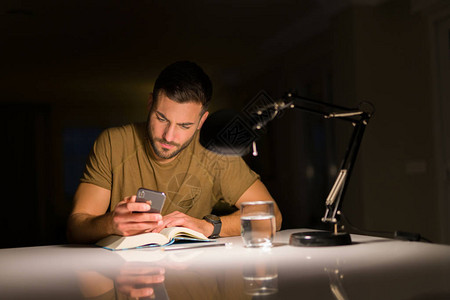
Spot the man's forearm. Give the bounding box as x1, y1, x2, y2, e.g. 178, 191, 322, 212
218, 210, 242, 237
67, 213, 113, 244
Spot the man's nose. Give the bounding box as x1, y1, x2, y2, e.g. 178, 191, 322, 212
163, 124, 176, 142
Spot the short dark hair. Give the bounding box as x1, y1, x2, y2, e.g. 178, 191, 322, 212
152, 61, 212, 112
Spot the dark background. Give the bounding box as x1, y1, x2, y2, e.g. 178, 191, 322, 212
1, 0, 449, 248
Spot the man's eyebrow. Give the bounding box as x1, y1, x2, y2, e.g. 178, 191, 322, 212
156, 111, 195, 126
156, 111, 167, 119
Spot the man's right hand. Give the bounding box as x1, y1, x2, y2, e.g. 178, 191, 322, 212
67, 183, 164, 244
111, 195, 163, 236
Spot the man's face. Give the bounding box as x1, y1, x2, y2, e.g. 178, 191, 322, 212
147, 93, 208, 162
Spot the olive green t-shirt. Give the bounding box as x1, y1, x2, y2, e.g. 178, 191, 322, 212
80, 122, 259, 218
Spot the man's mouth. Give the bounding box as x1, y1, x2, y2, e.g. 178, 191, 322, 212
158, 140, 178, 150
161, 143, 174, 149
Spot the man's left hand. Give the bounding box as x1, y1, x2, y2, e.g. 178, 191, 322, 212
151, 211, 213, 237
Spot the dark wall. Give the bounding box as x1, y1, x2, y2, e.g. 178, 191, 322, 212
1, 0, 448, 247
1, 104, 56, 247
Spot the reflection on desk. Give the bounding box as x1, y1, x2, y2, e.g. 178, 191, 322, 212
1, 229, 449, 299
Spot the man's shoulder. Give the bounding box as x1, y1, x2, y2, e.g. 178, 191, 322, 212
94, 122, 149, 164
103, 122, 146, 142
95, 123, 148, 156
105, 122, 145, 134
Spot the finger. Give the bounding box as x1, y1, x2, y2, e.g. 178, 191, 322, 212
136, 274, 165, 284
125, 202, 151, 213
114, 200, 128, 211
114, 214, 162, 227
149, 226, 165, 233
125, 195, 137, 203
114, 199, 148, 214
121, 195, 136, 203
113, 203, 153, 217
116, 284, 154, 298
162, 218, 187, 228
119, 223, 162, 236
116, 272, 165, 284
117, 274, 165, 285
122, 218, 163, 229
158, 214, 184, 228
113, 218, 163, 236
130, 212, 163, 222
129, 287, 155, 298
159, 211, 184, 224
162, 211, 183, 218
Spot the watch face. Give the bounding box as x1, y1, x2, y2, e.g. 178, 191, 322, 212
207, 214, 220, 222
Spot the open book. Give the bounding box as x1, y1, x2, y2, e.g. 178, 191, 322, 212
96, 227, 211, 250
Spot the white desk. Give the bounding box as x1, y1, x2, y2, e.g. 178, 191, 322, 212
1, 229, 449, 299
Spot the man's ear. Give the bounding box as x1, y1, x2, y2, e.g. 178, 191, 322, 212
147, 93, 153, 112
197, 111, 209, 130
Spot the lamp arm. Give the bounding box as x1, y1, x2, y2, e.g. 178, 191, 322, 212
322, 121, 367, 224
283, 93, 373, 226
285, 93, 371, 123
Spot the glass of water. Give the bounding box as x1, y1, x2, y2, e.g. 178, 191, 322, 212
240, 201, 276, 248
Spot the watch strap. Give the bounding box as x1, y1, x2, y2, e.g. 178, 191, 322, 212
203, 214, 222, 239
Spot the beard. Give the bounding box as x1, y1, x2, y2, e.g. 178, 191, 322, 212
148, 128, 195, 160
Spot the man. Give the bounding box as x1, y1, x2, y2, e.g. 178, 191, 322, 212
67, 61, 282, 244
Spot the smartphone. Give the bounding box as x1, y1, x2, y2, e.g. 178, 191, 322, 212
135, 187, 166, 213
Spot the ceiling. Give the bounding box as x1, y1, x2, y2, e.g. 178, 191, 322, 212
1, 0, 385, 106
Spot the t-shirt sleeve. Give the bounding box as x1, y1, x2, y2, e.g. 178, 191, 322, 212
217, 156, 260, 206
80, 129, 113, 190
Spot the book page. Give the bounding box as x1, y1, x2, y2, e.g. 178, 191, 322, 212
96, 232, 170, 250
160, 227, 209, 240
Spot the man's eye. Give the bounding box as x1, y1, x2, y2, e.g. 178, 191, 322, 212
157, 116, 167, 122
180, 125, 191, 130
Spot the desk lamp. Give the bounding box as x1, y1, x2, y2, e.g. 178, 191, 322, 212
200, 92, 374, 246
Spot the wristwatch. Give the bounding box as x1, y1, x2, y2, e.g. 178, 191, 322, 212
203, 214, 222, 239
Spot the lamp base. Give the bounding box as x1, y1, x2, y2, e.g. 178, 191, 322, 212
289, 231, 352, 247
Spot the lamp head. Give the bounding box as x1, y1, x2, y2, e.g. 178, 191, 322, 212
199, 109, 257, 156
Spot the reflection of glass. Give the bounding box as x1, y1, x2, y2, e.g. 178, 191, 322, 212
240, 201, 276, 248
243, 261, 278, 296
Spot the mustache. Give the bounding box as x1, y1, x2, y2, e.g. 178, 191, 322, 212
155, 138, 180, 147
